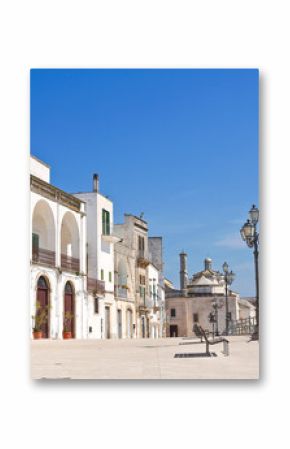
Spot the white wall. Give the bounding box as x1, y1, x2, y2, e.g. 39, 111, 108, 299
74, 191, 116, 338
30, 155, 50, 183
30, 190, 87, 339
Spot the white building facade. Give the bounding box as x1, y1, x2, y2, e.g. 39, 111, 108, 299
30, 156, 88, 339
30, 157, 165, 340
74, 175, 120, 339
114, 215, 165, 339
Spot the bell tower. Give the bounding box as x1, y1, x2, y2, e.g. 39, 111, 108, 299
179, 251, 188, 291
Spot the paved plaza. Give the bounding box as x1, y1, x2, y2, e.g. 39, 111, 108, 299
31, 336, 259, 380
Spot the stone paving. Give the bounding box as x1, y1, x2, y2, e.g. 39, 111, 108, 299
31, 336, 259, 380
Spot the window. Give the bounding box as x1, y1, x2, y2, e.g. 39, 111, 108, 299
37, 276, 48, 289
138, 235, 145, 251
102, 209, 110, 235
109, 271, 112, 282
94, 298, 99, 314
170, 308, 176, 317
65, 282, 73, 294
193, 313, 199, 323
140, 286, 146, 302
139, 275, 146, 285
101, 269, 104, 281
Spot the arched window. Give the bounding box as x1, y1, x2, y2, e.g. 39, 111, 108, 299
65, 282, 73, 294
38, 276, 49, 289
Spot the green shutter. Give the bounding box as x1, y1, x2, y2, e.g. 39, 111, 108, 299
32, 233, 39, 252
106, 210, 110, 235
102, 209, 105, 234
102, 209, 110, 235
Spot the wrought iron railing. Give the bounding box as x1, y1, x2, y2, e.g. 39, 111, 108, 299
61, 254, 80, 272
228, 317, 256, 335
32, 248, 56, 267
117, 287, 128, 298
87, 278, 105, 295
137, 250, 150, 267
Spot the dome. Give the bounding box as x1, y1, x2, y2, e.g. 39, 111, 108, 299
204, 257, 213, 270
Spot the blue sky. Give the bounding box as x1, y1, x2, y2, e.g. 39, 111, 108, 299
30, 69, 258, 296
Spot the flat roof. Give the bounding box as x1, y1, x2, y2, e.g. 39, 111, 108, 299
30, 154, 51, 169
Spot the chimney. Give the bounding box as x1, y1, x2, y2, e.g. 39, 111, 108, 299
93, 174, 99, 192
179, 251, 188, 291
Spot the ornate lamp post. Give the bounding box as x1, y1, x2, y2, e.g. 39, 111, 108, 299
211, 298, 223, 337
240, 204, 259, 339
222, 262, 235, 336
208, 311, 216, 339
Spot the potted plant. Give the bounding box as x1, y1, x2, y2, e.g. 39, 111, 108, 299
63, 311, 74, 339
32, 301, 49, 339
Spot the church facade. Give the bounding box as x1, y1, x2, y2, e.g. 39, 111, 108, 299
165, 253, 254, 338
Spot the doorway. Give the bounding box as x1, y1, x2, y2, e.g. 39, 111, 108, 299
141, 316, 145, 338
170, 325, 178, 338
127, 309, 133, 338
36, 276, 50, 338
64, 282, 75, 337
105, 306, 110, 339
117, 309, 122, 338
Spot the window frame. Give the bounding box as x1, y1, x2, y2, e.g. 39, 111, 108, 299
170, 308, 176, 318
94, 297, 99, 314
102, 209, 110, 235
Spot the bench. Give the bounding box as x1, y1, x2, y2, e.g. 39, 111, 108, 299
195, 324, 230, 356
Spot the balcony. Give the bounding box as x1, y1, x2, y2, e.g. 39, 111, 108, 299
102, 232, 122, 244
138, 295, 153, 312
87, 278, 106, 296
139, 304, 148, 314
61, 254, 80, 272
115, 286, 128, 299
31, 175, 84, 213
32, 248, 56, 267
137, 250, 150, 268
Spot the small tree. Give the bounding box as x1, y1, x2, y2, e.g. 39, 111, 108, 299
32, 301, 49, 332
63, 311, 74, 332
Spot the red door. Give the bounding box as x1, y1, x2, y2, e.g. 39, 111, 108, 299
64, 282, 75, 337
37, 276, 49, 338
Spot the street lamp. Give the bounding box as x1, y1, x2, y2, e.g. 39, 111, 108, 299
240, 204, 259, 339
222, 262, 235, 335
208, 311, 216, 339
211, 298, 223, 337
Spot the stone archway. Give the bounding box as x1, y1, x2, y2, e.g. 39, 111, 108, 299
36, 275, 50, 338
63, 281, 75, 338
32, 200, 56, 266
61, 212, 80, 272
